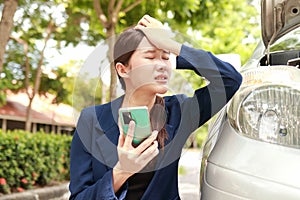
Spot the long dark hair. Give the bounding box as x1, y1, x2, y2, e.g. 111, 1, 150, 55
113, 28, 168, 148
113, 28, 145, 90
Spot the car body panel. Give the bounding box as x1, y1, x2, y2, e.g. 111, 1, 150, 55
200, 0, 300, 199
201, 121, 300, 200
208, 121, 300, 189
203, 162, 300, 200
261, 0, 300, 48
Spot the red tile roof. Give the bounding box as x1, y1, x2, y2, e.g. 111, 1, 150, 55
0, 91, 78, 126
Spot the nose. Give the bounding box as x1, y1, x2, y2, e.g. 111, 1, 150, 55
155, 63, 167, 72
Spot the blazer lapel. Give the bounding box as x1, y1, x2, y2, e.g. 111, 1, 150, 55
95, 95, 124, 168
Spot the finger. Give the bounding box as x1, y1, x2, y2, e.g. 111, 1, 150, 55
143, 15, 163, 27
143, 149, 159, 166
134, 24, 145, 30
135, 130, 158, 154
137, 15, 153, 27
118, 130, 125, 147
144, 14, 160, 25
142, 14, 151, 23
137, 19, 149, 27
123, 120, 135, 148
136, 141, 159, 163
118, 120, 125, 147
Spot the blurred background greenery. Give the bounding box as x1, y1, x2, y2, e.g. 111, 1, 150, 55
0, 0, 261, 193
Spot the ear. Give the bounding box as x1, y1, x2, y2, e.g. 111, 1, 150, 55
115, 62, 129, 78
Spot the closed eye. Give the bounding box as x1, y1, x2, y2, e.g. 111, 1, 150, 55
145, 56, 155, 59
162, 55, 170, 60
143, 49, 170, 60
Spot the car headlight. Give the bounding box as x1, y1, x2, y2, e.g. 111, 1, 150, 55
228, 66, 300, 148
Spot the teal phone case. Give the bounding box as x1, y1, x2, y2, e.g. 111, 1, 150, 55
119, 106, 151, 145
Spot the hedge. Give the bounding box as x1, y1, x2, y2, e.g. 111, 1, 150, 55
0, 129, 72, 194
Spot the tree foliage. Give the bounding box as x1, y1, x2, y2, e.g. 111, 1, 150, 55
175, 0, 260, 89
0, 0, 260, 109
0, 0, 18, 74
1, 0, 89, 130
61, 0, 260, 100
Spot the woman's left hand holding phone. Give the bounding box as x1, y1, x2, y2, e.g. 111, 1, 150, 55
112, 120, 159, 193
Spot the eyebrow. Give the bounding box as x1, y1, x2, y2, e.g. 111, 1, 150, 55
141, 49, 170, 54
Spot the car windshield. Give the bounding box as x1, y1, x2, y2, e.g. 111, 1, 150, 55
270, 27, 300, 52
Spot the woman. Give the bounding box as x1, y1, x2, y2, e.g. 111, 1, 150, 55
69, 15, 242, 200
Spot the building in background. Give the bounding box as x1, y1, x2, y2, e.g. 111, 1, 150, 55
0, 91, 78, 134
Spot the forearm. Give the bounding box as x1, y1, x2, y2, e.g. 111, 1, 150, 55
70, 170, 126, 200
175, 45, 242, 128
112, 165, 133, 193
168, 39, 182, 56
176, 45, 242, 90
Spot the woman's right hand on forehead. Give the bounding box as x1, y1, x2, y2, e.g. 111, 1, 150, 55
136, 14, 164, 29
135, 15, 182, 55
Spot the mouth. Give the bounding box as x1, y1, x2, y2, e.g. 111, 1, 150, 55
154, 74, 168, 84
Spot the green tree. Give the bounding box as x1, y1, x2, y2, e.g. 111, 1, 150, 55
72, 73, 103, 111
195, 0, 260, 64
66, 0, 250, 101
39, 68, 69, 104
3, 0, 89, 131
55, 59, 106, 111
179, 0, 260, 89
0, 0, 18, 74
0, 0, 260, 131
0, 0, 18, 105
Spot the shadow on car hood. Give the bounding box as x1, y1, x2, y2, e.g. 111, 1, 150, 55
261, 0, 300, 48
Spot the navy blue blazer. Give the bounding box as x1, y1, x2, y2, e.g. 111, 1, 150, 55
69, 45, 242, 200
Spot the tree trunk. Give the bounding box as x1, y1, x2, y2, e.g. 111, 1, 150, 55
93, 0, 118, 101
100, 78, 107, 104
25, 97, 33, 131
0, 0, 18, 74
24, 21, 54, 131
93, 0, 143, 101
106, 26, 117, 101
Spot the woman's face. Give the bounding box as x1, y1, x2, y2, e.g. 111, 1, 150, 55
125, 37, 172, 94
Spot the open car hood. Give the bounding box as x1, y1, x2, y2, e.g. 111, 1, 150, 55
261, 0, 300, 48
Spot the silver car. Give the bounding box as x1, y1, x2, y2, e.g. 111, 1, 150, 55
200, 0, 300, 199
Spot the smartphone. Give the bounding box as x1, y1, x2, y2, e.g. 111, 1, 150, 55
119, 106, 151, 145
